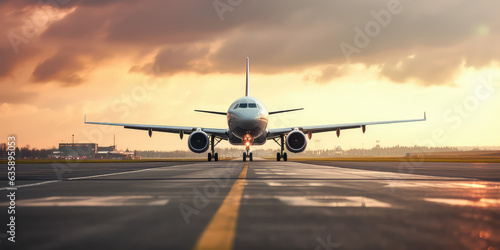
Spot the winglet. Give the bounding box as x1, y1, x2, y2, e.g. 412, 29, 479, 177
424, 112, 426, 120
84, 114, 87, 123
245, 57, 249, 97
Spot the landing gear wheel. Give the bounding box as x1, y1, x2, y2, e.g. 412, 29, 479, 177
208, 153, 212, 162
283, 152, 288, 161
277, 153, 281, 161
214, 153, 219, 161
249, 153, 253, 161
243, 152, 247, 162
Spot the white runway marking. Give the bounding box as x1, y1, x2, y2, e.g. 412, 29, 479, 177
67, 168, 158, 180
0, 164, 185, 190
0, 196, 170, 207
245, 161, 498, 210
266, 182, 324, 187
425, 198, 500, 208
0, 180, 60, 190
277, 196, 392, 208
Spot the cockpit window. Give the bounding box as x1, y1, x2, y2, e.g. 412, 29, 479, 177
248, 103, 257, 108
239, 103, 248, 108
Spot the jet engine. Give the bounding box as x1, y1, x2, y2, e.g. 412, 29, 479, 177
286, 130, 307, 153
188, 131, 209, 153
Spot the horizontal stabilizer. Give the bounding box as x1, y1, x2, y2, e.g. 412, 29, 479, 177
268, 108, 304, 115
194, 110, 227, 115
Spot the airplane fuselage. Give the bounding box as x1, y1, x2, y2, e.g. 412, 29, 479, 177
227, 96, 269, 146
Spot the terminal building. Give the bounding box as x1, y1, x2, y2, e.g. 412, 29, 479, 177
55, 143, 98, 159
95, 145, 136, 160
53, 143, 137, 159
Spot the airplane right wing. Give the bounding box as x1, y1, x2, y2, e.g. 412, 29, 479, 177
85, 116, 228, 139
267, 112, 426, 138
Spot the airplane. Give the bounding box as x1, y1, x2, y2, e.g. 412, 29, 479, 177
85, 57, 426, 162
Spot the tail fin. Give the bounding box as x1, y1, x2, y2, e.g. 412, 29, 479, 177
245, 57, 250, 96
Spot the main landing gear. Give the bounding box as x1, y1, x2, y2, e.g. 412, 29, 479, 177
276, 152, 287, 161
208, 152, 218, 161
273, 134, 288, 161
208, 136, 222, 161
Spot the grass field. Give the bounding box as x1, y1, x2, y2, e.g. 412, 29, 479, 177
3, 154, 500, 164
281, 151, 500, 163
280, 156, 500, 163
0, 158, 207, 164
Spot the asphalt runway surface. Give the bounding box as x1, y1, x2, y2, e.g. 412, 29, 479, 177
0, 160, 499, 249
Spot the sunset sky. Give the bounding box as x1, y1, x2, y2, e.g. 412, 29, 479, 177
1, 0, 499, 151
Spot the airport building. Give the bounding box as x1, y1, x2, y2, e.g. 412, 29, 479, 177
95, 145, 136, 159
55, 143, 97, 159
52, 143, 137, 159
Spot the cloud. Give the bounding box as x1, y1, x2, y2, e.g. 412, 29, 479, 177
0, 0, 499, 87
0, 89, 37, 104
0, 0, 133, 9
303, 65, 349, 84
130, 45, 212, 75
379, 52, 464, 86
0, 47, 20, 77
31, 51, 87, 85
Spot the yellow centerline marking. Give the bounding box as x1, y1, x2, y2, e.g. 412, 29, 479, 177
193, 163, 249, 250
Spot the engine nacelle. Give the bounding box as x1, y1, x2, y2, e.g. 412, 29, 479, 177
286, 130, 307, 153
188, 131, 209, 153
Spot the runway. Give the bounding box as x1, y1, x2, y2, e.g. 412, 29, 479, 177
1, 160, 499, 249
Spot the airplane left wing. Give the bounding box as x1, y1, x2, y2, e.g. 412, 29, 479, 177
194, 110, 227, 115
267, 112, 426, 138
84, 116, 228, 139
268, 108, 304, 115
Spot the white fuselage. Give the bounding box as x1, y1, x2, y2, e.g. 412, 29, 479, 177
227, 96, 269, 145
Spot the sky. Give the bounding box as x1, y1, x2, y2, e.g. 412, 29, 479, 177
1, 0, 499, 151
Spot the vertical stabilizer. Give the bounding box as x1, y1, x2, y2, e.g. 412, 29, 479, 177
245, 57, 250, 96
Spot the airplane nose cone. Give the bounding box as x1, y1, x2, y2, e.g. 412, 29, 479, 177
240, 118, 260, 130
228, 108, 267, 139
233, 111, 261, 122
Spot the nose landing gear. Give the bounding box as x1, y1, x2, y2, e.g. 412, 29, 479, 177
242, 133, 253, 161
243, 148, 253, 161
